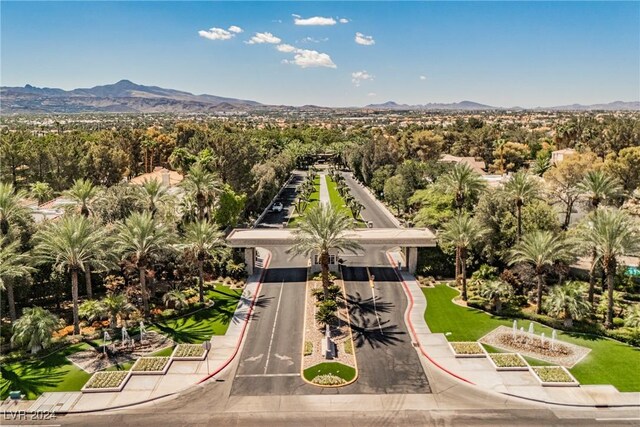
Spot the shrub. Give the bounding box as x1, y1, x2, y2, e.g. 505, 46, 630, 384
161, 309, 177, 318
316, 301, 338, 326
344, 339, 353, 355
311, 374, 346, 386
304, 341, 313, 356
131, 357, 170, 372
173, 344, 206, 358
84, 371, 129, 389
532, 366, 576, 383
311, 284, 342, 302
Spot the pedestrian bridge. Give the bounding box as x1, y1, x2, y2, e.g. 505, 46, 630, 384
226, 228, 437, 274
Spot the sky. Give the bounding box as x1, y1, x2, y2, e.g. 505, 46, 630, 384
1, 1, 639, 107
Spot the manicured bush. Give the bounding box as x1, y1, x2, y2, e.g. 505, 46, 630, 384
173, 344, 206, 358
84, 371, 128, 389
131, 357, 170, 372
311, 284, 342, 302
532, 366, 576, 383
489, 353, 527, 368
450, 342, 485, 355
304, 341, 313, 356
312, 374, 346, 386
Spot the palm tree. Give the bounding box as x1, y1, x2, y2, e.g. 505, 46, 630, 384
624, 304, 640, 329
583, 208, 640, 328
0, 240, 35, 322
544, 281, 591, 327
577, 170, 623, 210
64, 178, 99, 217
163, 289, 188, 310
79, 299, 107, 323
181, 163, 220, 220
11, 307, 60, 354
287, 204, 362, 298
509, 230, 575, 314
494, 138, 507, 174
140, 178, 170, 217
438, 214, 488, 301
439, 163, 486, 213
29, 181, 53, 205
504, 171, 541, 241
33, 215, 107, 334
348, 199, 364, 220
179, 220, 225, 303
102, 293, 136, 329
0, 182, 29, 236
478, 280, 511, 313
114, 211, 174, 317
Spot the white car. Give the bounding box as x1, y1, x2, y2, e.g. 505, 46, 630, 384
271, 202, 284, 212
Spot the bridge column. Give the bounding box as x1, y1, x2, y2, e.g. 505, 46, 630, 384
244, 247, 255, 275
406, 247, 418, 274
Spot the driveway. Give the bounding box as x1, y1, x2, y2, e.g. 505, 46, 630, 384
256, 171, 305, 228
340, 171, 399, 228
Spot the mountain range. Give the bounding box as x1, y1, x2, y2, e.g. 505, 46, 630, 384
1, 80, 638, 114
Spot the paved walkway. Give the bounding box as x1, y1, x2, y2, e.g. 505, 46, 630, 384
318, 173, 329, 206
388, 250, 640, 407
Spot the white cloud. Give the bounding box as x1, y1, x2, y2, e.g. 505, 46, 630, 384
276, 44, 296, 53
420, 75, 427, 81
246, 32, 282, 44
351, 70, 374, 86
198, 27, 235, 41
355, 32, 375, 46
339, 18, 349, 24
368, 92, 377, 97
293, 15, 337, 26
298, 36, 329, 44
228, 26, 243, 34
284, 49, 337, 69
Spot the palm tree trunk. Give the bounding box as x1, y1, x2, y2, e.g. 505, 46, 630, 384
588, 250, 597, 306
6, 281, 17, 322
563, 200, 573, 230
85, 267, 92, 299
198, 259, 205, 304
605, 261, 616, 329
139, 267, 150, 317
320, 252, 330, 299
460, 248, 468, 301
454, 246, 461, 289
536, 273, 544, 315
71, 269, 80, 335
516, 202, 523, 241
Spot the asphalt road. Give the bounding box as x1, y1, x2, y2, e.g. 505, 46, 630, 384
256, 170, 305, 228
340, 266, 431, 394
340, 171, 399, 228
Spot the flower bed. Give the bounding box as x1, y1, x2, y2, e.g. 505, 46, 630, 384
312, 374, 346, 386
171, 344, 208, 361
130, 356, 172, 375
487, 353, 529, 371
448, 341, 486, 358
531, 366, 579, 387
82, 371, 130, 393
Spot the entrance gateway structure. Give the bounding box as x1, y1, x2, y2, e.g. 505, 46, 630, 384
226, 228, 437, 275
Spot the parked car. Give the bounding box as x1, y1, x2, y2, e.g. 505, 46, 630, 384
271, 202, 284, 212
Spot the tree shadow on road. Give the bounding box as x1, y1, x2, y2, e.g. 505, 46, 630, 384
350, 317, 406, 349
346, 291, 394, 320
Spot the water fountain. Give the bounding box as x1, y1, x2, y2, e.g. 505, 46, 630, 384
121, 326, 130, 348
103, 331, 111, 354
528, 323, 534, 334
540, 332, 546, 348
551, 329, 557, 351
139, 320, 147, 342
512, 320, 518, 339
519, 327, 525, 343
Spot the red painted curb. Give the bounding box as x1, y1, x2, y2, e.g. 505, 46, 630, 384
197, 252, 271, 384
386, 253, 475, 385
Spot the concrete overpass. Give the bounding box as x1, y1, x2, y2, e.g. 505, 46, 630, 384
226, 228, 437, 274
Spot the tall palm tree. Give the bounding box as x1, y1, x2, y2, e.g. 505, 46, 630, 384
181, 163, 220, 221
29, 181, 53, 205
0, 182, 29, 236
583, 208, 640, 328
439, 163, 486, 213
114, 211, 174, 317
504, 171, 541, 241
140, 178, 170, 217
179, 220, 225, 303
287, 204, 362, 298
544, 281, 591, 328
33, 215, 107, 334
439, 214, 488, 301
0, 240, 35, 322
509, 230, 575, 314
11, 307, 60, 354
64, 178, 99, 217
577, 170, 623, 210
102, 293, 136, 329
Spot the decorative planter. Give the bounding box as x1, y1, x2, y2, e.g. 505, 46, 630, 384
130, 356, 172, 375
530, 366, 579, 387
448, 341, 486, 358
486, 352, 529, 371
171, 344, 208, 361
81, 371, 131, 393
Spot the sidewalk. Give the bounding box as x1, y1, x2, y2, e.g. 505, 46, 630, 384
392, 255, 640, 407
319, 173, 329, 206
18, 269, 266, 414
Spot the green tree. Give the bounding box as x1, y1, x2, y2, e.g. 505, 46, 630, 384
214, 184, 246, 228
11, 307, 60, 354
34, 215, 107, 334
439, 214, 488, 301
624, 304, 640, 329
29, 181, 53, 205
604, 146, 640, 192
64, 178, 99, 217
0, 240, 35, 322
0, 182, 29, 236
439, 163, 485, 213
509, 230, 575, 314
114, 212, 174, 317
410, 187, 455, 229
79, 299, 107, 323
181, 163, 221, 220
140, 178, 170, 217
288, 205, 362, 298
504, 171, 541, 241
478, 280, 511, 313
102, 293, 136, 329
179, 220, 225, 303
163, 289, 188, 310
577, 170, 623, 210
583, 208, 640, 328
544, 281, 591, 327
384, 174, 411, 214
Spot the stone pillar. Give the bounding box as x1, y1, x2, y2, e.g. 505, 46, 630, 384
244, 247, 255, 276
406, 247, 418, 274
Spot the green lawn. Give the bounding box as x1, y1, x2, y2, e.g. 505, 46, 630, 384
424, 285, 640, 392
303, 362, 356, 382
325, 176, 367, 227
288, 176, 320, 227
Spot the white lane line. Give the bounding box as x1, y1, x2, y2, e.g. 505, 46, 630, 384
596, 418, 640, 421
367, 268, 383, 335
263, 280, 285, 374
236, 373, 300, 378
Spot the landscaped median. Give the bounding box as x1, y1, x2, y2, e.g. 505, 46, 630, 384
301, 273, 358, 387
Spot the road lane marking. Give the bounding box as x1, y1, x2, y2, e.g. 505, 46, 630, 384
236, 373, 300, 378
367, 267, 384, 335
263, 280, 285, 374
